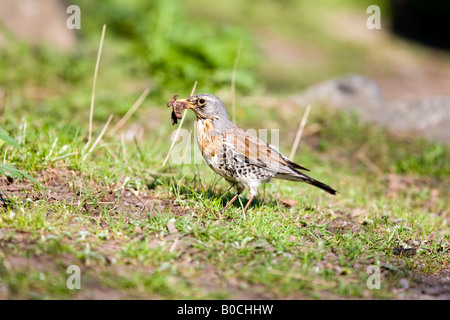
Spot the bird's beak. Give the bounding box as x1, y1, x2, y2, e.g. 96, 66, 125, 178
177, 98, 196, 110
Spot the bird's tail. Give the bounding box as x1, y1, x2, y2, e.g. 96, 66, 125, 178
305, 177, 337, 195
276, 172, 337, 195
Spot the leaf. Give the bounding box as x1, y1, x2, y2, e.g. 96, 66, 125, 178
20, 170, 40, 186
2, 164, 22, 179
0, 163, 40, 186
0, 127, 21, 149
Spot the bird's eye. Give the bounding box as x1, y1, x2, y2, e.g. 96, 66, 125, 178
198, 98, 206, 106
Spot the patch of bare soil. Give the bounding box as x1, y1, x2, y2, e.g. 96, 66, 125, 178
0, 166, 187, 217
326, 217, 362, 234
403, 269, 450, 300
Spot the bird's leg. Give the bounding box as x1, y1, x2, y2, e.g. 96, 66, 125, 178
221, 193, 240, 213
243, 195, 255, 213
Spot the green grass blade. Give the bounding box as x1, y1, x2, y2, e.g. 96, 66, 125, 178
0, 127, 21, 149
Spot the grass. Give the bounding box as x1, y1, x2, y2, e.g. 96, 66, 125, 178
0, 0, 449, 300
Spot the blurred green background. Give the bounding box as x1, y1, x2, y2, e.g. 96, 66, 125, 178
2, 0, 449, 103
2, 0, 449, 110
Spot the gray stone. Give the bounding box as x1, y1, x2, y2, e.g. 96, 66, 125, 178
399, 278, 410, 290
291, 74, 450, 146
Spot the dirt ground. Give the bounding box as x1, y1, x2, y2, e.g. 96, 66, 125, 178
1, 167, 449, 299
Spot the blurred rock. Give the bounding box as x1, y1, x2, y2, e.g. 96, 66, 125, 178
399, 278, 410, 290
291, 75, 384, 123
0, 0, 77, 51
383, 97, 450, 145
290, 74, 450, 146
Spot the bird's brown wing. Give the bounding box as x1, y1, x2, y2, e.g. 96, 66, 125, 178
222, 127, 309, 174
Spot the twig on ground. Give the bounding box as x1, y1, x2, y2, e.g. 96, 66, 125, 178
52, 151, 79, 163
355, 143, 383, 176
121, 133, 128, 164
46, 137, 58, 161
231, 38, 243, 124
88, 24, 107, 145
83, 115, 113, 160
109, 87, 151, 137
289, 104, 311, 160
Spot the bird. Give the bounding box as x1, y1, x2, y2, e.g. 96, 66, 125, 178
175, 93, 337, 212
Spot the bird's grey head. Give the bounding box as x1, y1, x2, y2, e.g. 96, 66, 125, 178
182, 93, 235, 134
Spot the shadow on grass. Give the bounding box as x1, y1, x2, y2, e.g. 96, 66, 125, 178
144, 169, 288, 213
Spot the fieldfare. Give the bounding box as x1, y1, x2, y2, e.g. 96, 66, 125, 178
169, 93, 336, 212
